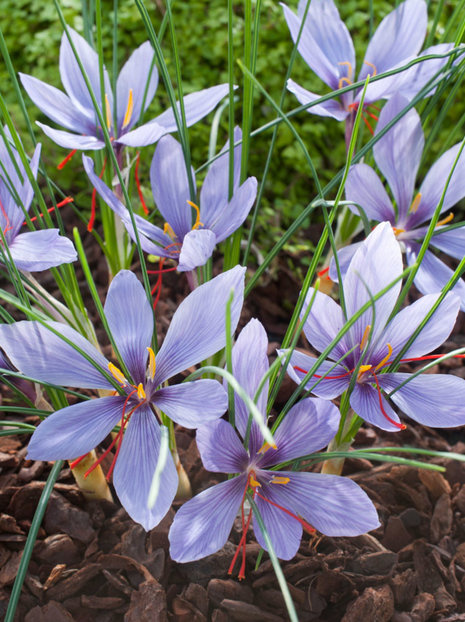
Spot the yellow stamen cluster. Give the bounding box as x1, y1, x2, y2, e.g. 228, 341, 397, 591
104, 94, 112, 131
147, 347, 156, 380
257, 441, 278, 454
363, 60, 377, 76
409, 192, 422, 214
186, 200, 204, 230
360, 324, 371, 351
338, 61, 353, 89
163, 222, 176, 240
436, 212, 454, 227
249, 475, 261, 488
137, 383, 146, 400
108, 362, 127, 386
374, 343, 393, 371
271, 476, 290, 485
121, 88, 134, 130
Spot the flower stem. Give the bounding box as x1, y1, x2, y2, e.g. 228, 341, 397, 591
321, 408, 358, 475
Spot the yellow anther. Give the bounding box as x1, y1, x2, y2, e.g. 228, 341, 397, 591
163, 222, 176, 240
186, 200, 204, 230
271, 476, 290, 485
250, 475, 261, 488
409, 192, 422, 214
108, 362, 127, 386
121, 88, 134, 130
358, 364, 372, 374
338, 61, 353, 81
338, 77, 352, 90
105, 93, 112, 131
393, 227, 406, 236
258, 442, 272, 454
360, 324, 371, 351
364, 60, 377, 76
147, 347, 156, 380
374, 343, 393, 371
436, 212, 454, 227
137, 383, 146, 399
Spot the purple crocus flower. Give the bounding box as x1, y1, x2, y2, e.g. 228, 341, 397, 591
283, 223, 465, 432
333, 94, 465, 309
282, 0, 452, 140
0, 266, 245, 529
169, 319, 379, 570
19, 28, 230, 151
0, 134, 76, 271
83, 127, 257, 271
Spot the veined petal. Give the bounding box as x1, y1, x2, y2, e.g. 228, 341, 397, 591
286, 80, 349, 120
258, 398, 340, 469
11, 143, 42, 236
283, 350, 351, 400
207, 177, 258, 243
177, 229, 217, 272
150, 135, 194, 239
345, 163, 395, 223
300, 288, 347, 359
153, 379, 227, 428
196, 419, 249, 473
27, 396, 125, 460
350, 382, 402, 432
169, 475, 246, 562
378, 373, 465, 428
430, 225, 465, 261
0, 321, 111, 389
8, 230, 77, 272
115, 120, 169, 147
154, 266, 245, 384
114, 406, 178, 531
104, 270, 153, 384
328, 242, 362, 282
36, 122, 104, 151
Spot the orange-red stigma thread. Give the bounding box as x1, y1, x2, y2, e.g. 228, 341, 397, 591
57, 149, 77, 170
317, 266, 331, 280
135, 152, 149, 215
88, 158, 107, 232
26, 196, 74, 225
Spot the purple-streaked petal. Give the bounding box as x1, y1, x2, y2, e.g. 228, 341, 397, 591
8, 230, 77, 271
19, 73, 93, 134
208, 177, 258, 243
283, 350, 351, 399
12, 143, 42, 235
430, 225, 465, 261
0, 320, 111, 389
153, 379, 227, 428
177, 229, 217, 272
300, 288, 347, 359
36, 122, 104, 150
345, 163, 395, 223
115, 121, 168, 147
154, 266, 245, 384
196, 419, 249, 473
169, 475, 246, 562
104, 270, 153, 384
350, 382, 402, 431
27, 396, 124, 460
282, 1, 355, 91
378, 373, 465, 428
150, 135, 194, 238
113, 405, 178, 530
328, 242, 362, 282
258, 398, 340, 469
116, 41, 158, 132
374, 95, 424, 221
286, 80, 349, 120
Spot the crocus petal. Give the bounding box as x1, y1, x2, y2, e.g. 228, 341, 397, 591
286, 80, 349, 120
169, 475, 247, 562
378, 373, 465, 428
282, 350, 351, 400
154, 266, 245, 384
0, 321, 111, 389
19, 73, 93, 134
430, 226, 465, 261
27, 396, 125, 460
196, 419, 249, 473
177, 229, 217, 272
113, 405, 178, 531
350, 382, 402, 432
153, 379, 227, 428
282, 1, 355, 91
115, 121, 169, 148
258, 398, 340, 469
8, 230, 77, 271
328, 242, 362, 282
207, 177, 258, 243
12, 143, 42, 235
36, 122, 105, 151
116, 41, 159, 132
300, 288, 347, 359
374, 95, 424, 221
345, 163, 395, 223
104, 270, 153, 384
150, 135, 195, 239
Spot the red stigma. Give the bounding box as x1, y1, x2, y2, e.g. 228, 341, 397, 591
26, 196, 74, 225
372, 371, 405, 430
57, 149, 77, 170
135, 152, 149, 215
255, 490, 316, 535
317, 266, 331, 280
88, 158, 107, 232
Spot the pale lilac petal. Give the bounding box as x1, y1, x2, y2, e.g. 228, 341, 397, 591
12, 143, 42, 235
345, 163, 395, 223
36, 122, 105, 150
27, 396, 124, 460
196, 419, 249, 473
328, 242, 362, 282
150, 135, 194, 238
258, 398, 340, 468
300, 288, 347, 359
430, 226, 465, 261
116, 41, 158, 132
207, 177, 258, 243
115, 121, 169, 147
283, 350, 351, 399
8, 230, 77, 271
104, 270, 153, 384
169, 475, 246, 562
153, 380, 227, 428
177, 229, 217, 271
378, 373, 465, 428
0, 320, 111, 389
286, 80, 349, 120
154, 266, 245, 384
374, 95, 424, 221
350, 382, 402, 431
114, 405, 178, 530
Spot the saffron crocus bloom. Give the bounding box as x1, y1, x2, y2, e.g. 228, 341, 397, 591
169, 319, 379, 568
0, 135, 76, 270
20, 28, 230, 150
83, 128, 257, 271
283, 223, 465, 432
282, 0, 452, 136
0, 266, 245, 529
334, 94, 465, 309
